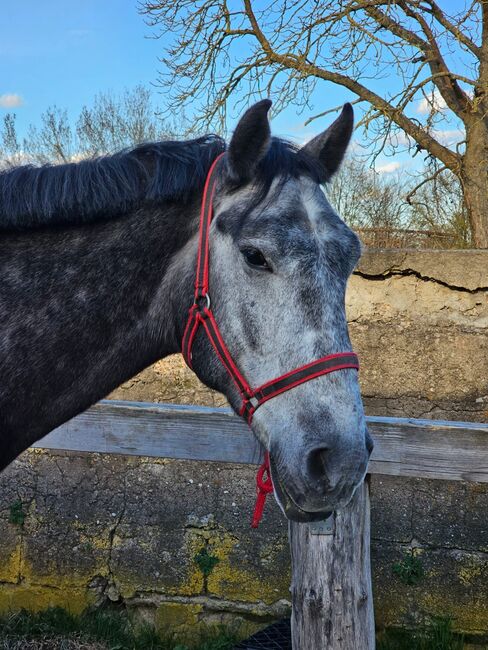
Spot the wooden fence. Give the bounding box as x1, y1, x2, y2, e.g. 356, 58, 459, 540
36, 400, 488, 650
355, 226, 466, 249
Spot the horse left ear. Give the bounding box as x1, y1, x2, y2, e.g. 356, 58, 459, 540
301, 103, 354, 182
226, 99, 272, 184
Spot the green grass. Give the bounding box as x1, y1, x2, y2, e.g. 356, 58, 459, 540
392, 551, 425, 586
377, 617, 465, 650
2, 608, 484, 650
0, 607, 238, 650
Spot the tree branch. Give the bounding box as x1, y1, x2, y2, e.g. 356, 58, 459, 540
243, 0, 460, 172
421, 1, 480, 57
364, 2, 472, 120
304, 98, 365, 126
406, 164, 448, 205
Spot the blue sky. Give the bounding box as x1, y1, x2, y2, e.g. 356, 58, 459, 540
1, 0, 346, 138
0, 1, 161, 134
0, 1, 469, 174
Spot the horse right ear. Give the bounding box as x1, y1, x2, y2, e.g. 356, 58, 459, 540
301, 103, 354, 182
226, 100, 272, 184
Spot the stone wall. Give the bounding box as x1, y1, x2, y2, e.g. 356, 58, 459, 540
0, 250, 487, 642
349, 250, 487, 422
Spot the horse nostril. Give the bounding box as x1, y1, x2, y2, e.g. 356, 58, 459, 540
306, 446, 330, 483
365, 430, 374, 456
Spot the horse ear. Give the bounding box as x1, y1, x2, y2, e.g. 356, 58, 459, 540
226, 99, 272, 184
301, 104, 354, 182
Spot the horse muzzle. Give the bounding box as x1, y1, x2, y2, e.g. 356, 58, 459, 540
269, 433, 373, 522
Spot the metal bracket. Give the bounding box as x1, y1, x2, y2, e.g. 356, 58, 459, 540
309, 513, 334, 535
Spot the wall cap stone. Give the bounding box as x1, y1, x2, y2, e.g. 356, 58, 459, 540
356, 250, 488, 291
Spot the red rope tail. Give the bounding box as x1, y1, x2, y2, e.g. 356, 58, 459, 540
251, 452, 274, 528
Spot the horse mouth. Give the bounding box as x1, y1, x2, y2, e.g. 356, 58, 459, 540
268, 454, 333, 523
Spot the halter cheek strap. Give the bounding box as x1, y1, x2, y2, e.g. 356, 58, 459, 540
182, 153, 359, 525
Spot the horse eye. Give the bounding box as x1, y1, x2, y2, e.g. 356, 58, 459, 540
241, 247, 271, 271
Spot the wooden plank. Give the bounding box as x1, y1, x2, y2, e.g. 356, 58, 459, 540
32, 400, 488, 483
33, 400, 263, 465
367, 416, 488, 483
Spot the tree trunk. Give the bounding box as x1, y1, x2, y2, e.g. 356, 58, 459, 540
462, 2, 488, 249
461, 118, 488, 248
289, 480, 375, 650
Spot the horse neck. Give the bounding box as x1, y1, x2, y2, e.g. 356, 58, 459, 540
0, 201, 197, 469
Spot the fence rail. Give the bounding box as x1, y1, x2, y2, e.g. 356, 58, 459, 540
34, 399, 488, 483
355, 226, 467, 249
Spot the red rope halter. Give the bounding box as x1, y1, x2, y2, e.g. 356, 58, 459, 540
182, 153, 359, 527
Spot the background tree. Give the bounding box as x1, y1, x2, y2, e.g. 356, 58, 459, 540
141, 1, 487, 248
23, 107, 73, 164
76, 86, 171, 156
328, 157, 409, 231
1, 113, 21, 165
328, 156, 470, 247
0, 85, 177, 166
0, 82, 467, 247
407, 161, 470, 243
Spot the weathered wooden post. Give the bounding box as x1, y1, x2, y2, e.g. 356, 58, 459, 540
289, 480, 375, 649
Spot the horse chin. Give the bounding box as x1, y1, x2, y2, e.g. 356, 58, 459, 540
269, 454, 333, 523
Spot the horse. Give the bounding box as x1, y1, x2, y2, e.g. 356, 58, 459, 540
0, 100, 372, 522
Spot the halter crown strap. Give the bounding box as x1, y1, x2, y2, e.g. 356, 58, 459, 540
182, 153, 359, 424
193, 153, 225, 300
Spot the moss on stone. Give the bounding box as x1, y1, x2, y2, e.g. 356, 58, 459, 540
0, 585, 92, 615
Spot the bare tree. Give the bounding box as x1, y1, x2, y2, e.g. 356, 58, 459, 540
329, 155, 471, 247
76, 86, 178, 156
23, 107, 73, 164
327, 157, 409, 230
141, 1, 488, 247
407, 164, 471, 246
1, 113, 21, 165
0, 86, 177, 166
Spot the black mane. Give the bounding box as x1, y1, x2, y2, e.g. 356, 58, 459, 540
0, 136, 322, 231
0, 136, 225, 230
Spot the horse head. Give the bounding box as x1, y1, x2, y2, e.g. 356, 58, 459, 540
185, 101, 372, 522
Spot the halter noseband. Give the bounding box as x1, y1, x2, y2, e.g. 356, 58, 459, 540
182, 152, 359, 425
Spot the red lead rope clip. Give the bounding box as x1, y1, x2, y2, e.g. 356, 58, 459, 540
251, 451, 274, 528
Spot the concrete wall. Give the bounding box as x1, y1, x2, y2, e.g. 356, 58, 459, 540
0, 250, 487, 642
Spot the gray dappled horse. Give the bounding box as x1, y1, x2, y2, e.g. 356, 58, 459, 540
0, 100, 372, 522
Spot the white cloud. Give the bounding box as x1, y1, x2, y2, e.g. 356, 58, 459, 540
386, 131, 413, 148
0, 151, 32, 169
416, 90, 447, 115
432, 128, 465, 146
376, 161, 402, 173
347, 139, 363, 153
283, 124, 322, 146
297, 132, 321, 146
0, 93, 23, 108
